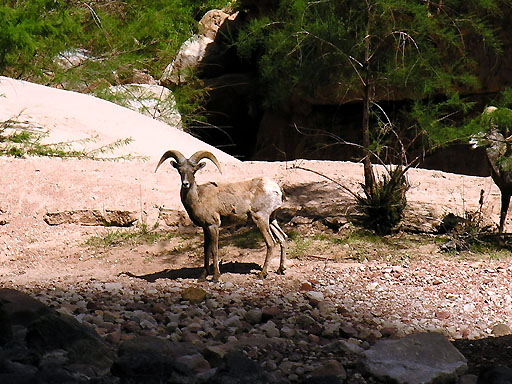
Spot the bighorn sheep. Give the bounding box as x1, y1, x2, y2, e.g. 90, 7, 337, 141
472, 106, 512, 233
155, 150, 287, 281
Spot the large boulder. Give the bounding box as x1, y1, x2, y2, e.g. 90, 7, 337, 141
160, 35, 214, 86
160, 10, 239, 87
362, 332, 468, 384
0, 289, 115, 383
111, 336, 203, 383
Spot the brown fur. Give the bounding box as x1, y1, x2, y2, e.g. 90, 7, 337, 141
156, 150, 286, 280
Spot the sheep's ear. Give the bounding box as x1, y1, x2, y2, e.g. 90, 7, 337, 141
171, 160, 179, 169
196, 162, 207, 171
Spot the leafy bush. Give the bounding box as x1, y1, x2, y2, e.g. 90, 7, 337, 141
354, 165, 409, 234
0, 0, 80, 79
437, 190, 497, 253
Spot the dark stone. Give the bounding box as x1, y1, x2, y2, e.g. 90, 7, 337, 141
300, 376, 343, 384
0, 302, 13, 345
26, 312, 114, 370
209, 351, 272, 384
111, 336, 197, 384
477, 365, 512, 384
0, 289, 50, 327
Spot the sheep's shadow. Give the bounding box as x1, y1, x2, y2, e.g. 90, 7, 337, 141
121, 261, 262, 282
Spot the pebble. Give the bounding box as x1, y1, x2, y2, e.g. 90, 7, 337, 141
16, 264, 493, 384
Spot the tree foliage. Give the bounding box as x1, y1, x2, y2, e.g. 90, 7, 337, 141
237, 0, 508, 231
0, 0, 231, 85
237, 0, 504, 109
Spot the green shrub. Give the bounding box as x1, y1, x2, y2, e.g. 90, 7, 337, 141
355, 165, 409, 234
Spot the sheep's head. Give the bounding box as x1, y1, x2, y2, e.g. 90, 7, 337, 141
155, 150, 222, 190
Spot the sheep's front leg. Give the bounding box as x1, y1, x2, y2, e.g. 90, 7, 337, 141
204, 225, 220, 281
201, 227, 212, 279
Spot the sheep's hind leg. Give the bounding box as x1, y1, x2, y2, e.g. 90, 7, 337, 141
270, 220, 287, 275
253, 215, 275, 278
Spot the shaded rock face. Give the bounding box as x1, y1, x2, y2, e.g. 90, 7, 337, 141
253, 101, 492, 177
111, 336, 198, 384
178, 3, 512, 175
0, 289, 115, 383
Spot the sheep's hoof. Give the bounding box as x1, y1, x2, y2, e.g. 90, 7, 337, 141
199, 270, 208, 281
277, 267, 286, 275
258, 271, 268, 279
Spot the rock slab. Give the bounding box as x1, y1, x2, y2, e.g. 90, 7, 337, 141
362, 332, 468, 384
44, 209, 137, 226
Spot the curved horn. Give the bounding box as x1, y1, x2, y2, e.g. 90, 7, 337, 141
155, 150, 186, 173
189, 150, 222, 174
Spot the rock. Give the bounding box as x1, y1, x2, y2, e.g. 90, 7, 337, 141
300, 282, 314, 291
307, 359, 347, 382
181, 287, 207, 304
198, 9, 234, 40
322, 216, 348, 232
0, 288, 51, 327
43, 209, 137, 227
204, 344, 230, 367
209, 350, 273, 384
108, 83, 182, 128
0, 302, 12, 345
362, 332, 468, 384
322, 323, 340, 338
300, 376, 344, 384
175, 352, 211, 373
260, 320, 280, 338
160, 9, 239, 86
459, 374, 478, 384
261, 306, 281, 321
26, 311, 114, 370
436, 310, 451, 320
492, 323, 512, 337
339, 324, 359, 338
306, 291, 324, 306
323, 339, 364, 355
317, 301, 334, 318
477, 365, 512, 383
244, 308, 263, 324
112, 336, 197, 383
160, 35, 214, 86
0, 289, 118, 382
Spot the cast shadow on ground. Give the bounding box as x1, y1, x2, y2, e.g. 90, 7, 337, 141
121, 261, 262, 282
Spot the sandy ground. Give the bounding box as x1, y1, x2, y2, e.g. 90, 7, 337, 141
0, 75, 507, 300
3, 78, 512, 376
